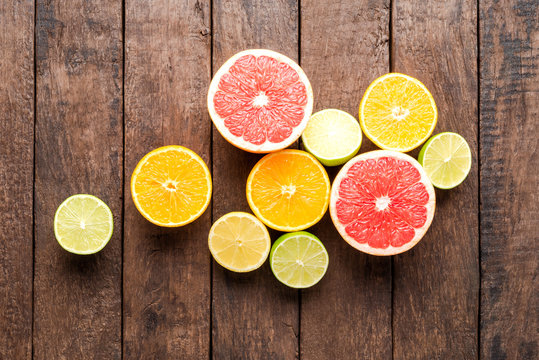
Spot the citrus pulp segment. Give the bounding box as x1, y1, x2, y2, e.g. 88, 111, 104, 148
208, 49, 314, 153
54, 194, 113, 255
209, 212, 271, 272
246, 150, 330, 232
270, 231, 329, 288
301, 109, 362, 166
130, 145, 212, 227
330, 150, 436, 255
359, 73, 437, 152
418, 132, 472, 189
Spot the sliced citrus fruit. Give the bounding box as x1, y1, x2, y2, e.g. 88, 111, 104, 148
54, 194, 113, 255
270, 231, 329, 288
208, 49, 314, 153
131, 145, 212, 227
209, 212, 271, 272
359, 73, 437, 152
418, 132, 472, 189
330, 150, 436, 255
246, 150, 330, 232
301, 109, 362, 166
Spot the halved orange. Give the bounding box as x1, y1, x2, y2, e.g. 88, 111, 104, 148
131, 145, 212, 227
359, 73, 437, 152
246, 149, 330, 232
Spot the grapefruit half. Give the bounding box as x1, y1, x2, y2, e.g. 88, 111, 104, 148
208, 49, 313, 153
330, 150, 435, 255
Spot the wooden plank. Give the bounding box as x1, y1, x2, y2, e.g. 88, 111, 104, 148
123, 0, 211, 358
211, 1, 300, 358
299, 1, 392, 359
0, 0, 34, 358
34, 0, 122, 358
479, 1, 538, 359
392, 1, 479, 359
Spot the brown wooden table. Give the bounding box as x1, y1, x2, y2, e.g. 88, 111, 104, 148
1, 0, 537, 359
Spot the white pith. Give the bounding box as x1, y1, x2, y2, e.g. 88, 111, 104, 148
207, 49, 314, 153
329, 150, 436, 256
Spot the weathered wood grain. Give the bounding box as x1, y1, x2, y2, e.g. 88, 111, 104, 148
123, 0, 212, 358
299, 1, 392, 359
480, 1, 538, 359
392, 1, 479, 359
0, 0, 34, 358
34, 0, 123, 358
211, 1, 300, 358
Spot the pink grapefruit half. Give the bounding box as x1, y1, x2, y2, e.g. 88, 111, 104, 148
330, 150, 436, 256
208, 49, 314, 153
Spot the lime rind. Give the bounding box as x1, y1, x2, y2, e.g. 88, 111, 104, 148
301, 109, 362, 167
418, 132, 472, 189
269, 231, 329, 288
54, 194, 114, 255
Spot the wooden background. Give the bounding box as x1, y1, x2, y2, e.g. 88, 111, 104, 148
0, 0, 537, 359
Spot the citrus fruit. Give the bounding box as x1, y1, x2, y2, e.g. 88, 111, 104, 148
359, 73, 437, 152
330, 150, 436, 255
54, 194, 113, 255
418, 132, 472, 189
269, 231, 329, 288
246, 149, 330, 232
207, 49, 314, 153
208, 212, 271, 272
130, 145, 212, 227
301, 109, 362, 166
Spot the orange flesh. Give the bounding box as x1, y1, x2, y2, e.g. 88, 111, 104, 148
132, 147, 211, 226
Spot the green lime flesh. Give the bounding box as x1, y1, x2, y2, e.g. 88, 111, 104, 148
418, 132, 472, 189
54, 194, 114, 255
270, 231, 329, 288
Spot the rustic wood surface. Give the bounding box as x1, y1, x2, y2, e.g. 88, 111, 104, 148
479, 1, 538, 359
300, 1, 392, 359
123, 0, 211, 357
0, 0, 537, 359
0, 0, 34, 358
392, 1, 479, 359
34, 0, 123, 359
211, 1, 300, 359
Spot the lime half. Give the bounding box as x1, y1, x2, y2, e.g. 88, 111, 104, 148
301, 109, 362, 166
270, 231, 329, 288
418, 132, 472, 189
54, 194, 114, 254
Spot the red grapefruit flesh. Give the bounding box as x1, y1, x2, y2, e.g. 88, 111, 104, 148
208, 49, 313, 153
330, 150, 435, 255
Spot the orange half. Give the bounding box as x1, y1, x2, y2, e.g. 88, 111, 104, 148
359, 73, 437, 152
246, 150, 330, 232
131, 146, 212, 227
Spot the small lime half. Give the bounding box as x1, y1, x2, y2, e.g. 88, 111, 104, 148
54, 194, 114, 254
270, 231, 329, 288
301, 109, 362, 166
418, 132, 472, 189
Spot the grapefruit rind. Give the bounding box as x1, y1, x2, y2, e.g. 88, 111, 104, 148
208, 212, 271, 273
246, 150, 330, 232
359, 73, 438, 153
130, 145, 212, 227
329, 150, 436, 256
208, 49, 314, 153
